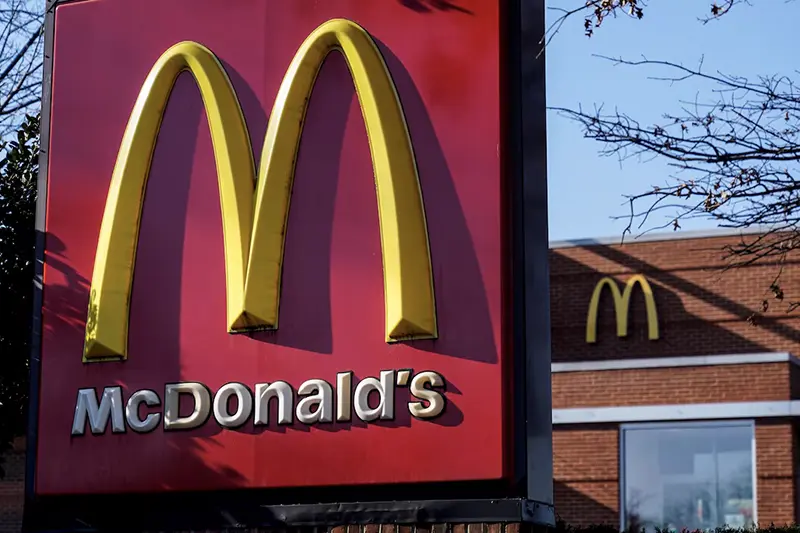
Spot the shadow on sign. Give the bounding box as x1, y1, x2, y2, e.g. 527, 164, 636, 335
243, 52, 347, 356
377, 40, 498, 365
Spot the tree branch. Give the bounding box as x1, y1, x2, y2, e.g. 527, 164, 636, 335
553, 55, 800, 311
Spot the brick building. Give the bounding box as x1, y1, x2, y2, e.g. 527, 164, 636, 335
552, 229, 800, 530
0, 439, 24, 533
3, 228, 798, 533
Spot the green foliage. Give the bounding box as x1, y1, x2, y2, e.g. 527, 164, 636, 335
0, 113, 39, 477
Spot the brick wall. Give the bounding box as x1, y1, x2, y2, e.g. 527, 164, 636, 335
550, 235, 800, 363
110, 524, 539, 533
349, 526, 536, 533
553, 362, 792, 409
0, 439, 24, 533
553, 425, 619, 527
755, 421, 796, 526
326, 525, 534, 533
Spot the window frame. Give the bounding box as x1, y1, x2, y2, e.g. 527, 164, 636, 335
618, 420, 758, 532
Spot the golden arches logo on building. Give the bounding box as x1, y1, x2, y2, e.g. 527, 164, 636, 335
585, 274, 659, 344
83, 18, 438, 363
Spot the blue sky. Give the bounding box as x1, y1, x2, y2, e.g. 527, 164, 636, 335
545, 0, 798, 242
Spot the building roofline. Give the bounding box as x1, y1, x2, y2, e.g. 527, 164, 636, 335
548, 225, 774, 250
551, 352, 797, 373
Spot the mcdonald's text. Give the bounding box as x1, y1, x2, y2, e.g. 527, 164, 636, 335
71, 369, 447, 436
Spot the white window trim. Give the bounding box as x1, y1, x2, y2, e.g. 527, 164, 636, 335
618, 420, 757, 532
553, 400, 800, 425
552, 352, 796, 373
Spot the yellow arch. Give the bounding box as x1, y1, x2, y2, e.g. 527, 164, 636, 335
83, 19, 437, 362
244, 18, 437, 343
585, 274, 659, 344
83, 41, 255, 362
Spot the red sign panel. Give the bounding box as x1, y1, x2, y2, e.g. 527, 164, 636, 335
37, 0, 507, 495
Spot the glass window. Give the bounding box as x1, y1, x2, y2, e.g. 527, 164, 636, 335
621, 421, 756, 533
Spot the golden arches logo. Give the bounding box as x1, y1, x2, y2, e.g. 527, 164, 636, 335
83, 18, 438, 362
585, 275, 659, 344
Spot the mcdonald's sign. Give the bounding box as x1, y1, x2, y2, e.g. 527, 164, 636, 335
28, 1, 553, 530
585, 274, 660, 343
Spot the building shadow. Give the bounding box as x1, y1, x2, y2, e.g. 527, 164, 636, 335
554, 480, 618, 528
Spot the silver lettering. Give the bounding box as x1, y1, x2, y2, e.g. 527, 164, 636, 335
408, 371, 446, 419
336, 372, 352, 422
72, 370, 448, 435
354, 370, 395, 422
296, 379, 333, 424
72, 387, 125, 435
164, 383, 211, 430
125, 389, 161, 433
213, 383, 253, 428
254, 382, 293, 425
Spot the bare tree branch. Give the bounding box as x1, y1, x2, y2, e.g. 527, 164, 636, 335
0, 0, 43, 137
552, 54, 800, 313
541, 0, 749, 51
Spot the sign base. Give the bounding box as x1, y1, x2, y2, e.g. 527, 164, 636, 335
25, 497, 555, 532
213, 498, 555, 528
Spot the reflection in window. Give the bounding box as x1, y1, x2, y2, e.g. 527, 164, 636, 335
621, 422, 755, 533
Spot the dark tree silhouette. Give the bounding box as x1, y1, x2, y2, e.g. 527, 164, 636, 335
0, 3, 46, 474
0, 113, 38, 477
